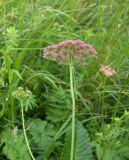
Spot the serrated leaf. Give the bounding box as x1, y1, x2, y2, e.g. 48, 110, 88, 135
60, 120, 93, 160
2, 129, 31, 160
29, 119, 58, 158
44, 87, 71, 122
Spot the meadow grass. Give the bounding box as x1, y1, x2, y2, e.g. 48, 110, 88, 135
0, 0, 129, 159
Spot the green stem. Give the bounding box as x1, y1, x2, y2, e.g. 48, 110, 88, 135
21, 102, 36, 160
10, 97, 16, 123
54, 115, 72, 141
69, 64, 75, 160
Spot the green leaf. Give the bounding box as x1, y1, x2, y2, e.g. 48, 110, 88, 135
103, 148, 114, 160
12, 69, 23, 80
2, 129, 31, 160
96, 143, 104, 160
9, 69, 22, 85
29, 119, 58, 158
9, 70, 14, 84
2, 52, 12, 70
60, 120, 93, 160
0, 77, 5, 87
60, 130, 71, 160
44, 87, 71, 122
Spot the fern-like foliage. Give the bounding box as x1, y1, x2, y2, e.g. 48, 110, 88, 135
29, 118, 59, 159
1, 128, 31, 160
44, 86, 71, 122
60, 120, 93, 160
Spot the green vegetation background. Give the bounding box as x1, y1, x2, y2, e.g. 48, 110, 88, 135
0, 0, 129, 160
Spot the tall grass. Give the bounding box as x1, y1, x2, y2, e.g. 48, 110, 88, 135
0, 0, 129, 159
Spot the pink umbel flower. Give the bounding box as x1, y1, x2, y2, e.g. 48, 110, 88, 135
99, 65, 117, 77
43, 40, 97, 64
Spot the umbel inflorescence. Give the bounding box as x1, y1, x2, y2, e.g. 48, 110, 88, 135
12, 87, 33, 102
43, 40, 97, 64
12, 87, 36, 111
99, 65, 117, 77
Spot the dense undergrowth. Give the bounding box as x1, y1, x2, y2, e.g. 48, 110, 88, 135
0, 0, 129, 160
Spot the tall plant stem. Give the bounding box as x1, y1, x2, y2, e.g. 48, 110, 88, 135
69, 64, 75, 160
21, 102, 36, 160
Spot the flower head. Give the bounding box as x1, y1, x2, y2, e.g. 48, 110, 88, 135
43, 40, 97, 65
99, 65, 117, 77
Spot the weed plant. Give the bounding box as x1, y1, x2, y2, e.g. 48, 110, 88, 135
0, 0, 129, 160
